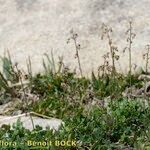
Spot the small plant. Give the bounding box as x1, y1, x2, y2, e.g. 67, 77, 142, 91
26, 56, 33, 80
143, 44, 150, 74
98, 52, 112, 77
0, 51, 19, 83
101, 23, 119, 75
100, 24, 121, 99
0, 51, 20, 97
0, 72, 9, 92
67, 29, 83, 77
42, 51, 56, 75
123, 21, 136, 87
14, 63, 35, 129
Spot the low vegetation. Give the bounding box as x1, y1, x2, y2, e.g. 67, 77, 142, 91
0, 22, 150, 149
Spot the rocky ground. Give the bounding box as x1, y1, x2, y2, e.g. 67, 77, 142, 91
0, 73, 149, 130
0, 0, 150, 134
0, 0, 150, 75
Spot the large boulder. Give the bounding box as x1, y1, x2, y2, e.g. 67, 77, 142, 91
0, 0, 150, 75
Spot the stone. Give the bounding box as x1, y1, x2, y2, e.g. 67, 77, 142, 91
0, 113, 63, 131
138, 74, 150, 81
0, 0, 150, 75
0, 99, 22, 115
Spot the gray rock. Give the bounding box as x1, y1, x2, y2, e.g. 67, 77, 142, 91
12, 110, 22, 115
0, 98, 22, 115
0, 0, 150, 75
0, 113, 63, 131
138, 74, 150, 81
